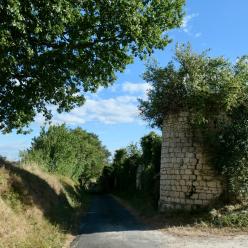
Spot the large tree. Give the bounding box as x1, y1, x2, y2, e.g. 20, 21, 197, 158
0, 0, 185, 133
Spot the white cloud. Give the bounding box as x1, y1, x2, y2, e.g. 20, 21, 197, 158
122, 82, 151, 94
35, 95, 143, 126
55, 114, 86, 125
72, 96, 139, 124
195, 32, 202, 38
34, 81, 154, 127
181, 13, 199, 33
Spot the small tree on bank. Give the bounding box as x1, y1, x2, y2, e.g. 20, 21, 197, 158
21, 125, 110, 185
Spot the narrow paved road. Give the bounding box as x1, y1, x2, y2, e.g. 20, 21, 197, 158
70, 194, 167, 248
71, 195, 248, 248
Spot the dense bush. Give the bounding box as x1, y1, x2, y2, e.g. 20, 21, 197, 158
213, 109, 248, 200
112, 144, 141, 192
140, 132, 161, 173
21, 125, 110, 185
100, 132, 162, 209
140, 132, 161, 207
139, 44, 248, 200
139, 44, 248, 129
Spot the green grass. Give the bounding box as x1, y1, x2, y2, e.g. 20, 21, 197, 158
209, 205, 248, 228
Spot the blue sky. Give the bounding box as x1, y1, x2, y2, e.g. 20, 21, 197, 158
1, 0, 248, 160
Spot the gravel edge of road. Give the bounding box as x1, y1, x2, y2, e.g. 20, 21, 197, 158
111, 194, 248, 238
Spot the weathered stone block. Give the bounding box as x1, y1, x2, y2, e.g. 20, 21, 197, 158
159, 112, 224, 211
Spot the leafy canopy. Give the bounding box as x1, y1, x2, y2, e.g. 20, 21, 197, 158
0, 0, 185, 133
214, 109, 248, 199
140, 131, 161, 172
139, 44, 248, 129
21, 124, 110, 184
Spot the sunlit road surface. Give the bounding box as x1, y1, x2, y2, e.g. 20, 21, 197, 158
71, 195, 248, 248
70, 195, 167, 248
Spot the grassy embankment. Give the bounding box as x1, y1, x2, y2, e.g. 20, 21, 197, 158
0, 158, 89, 248
115, 191, 248, 235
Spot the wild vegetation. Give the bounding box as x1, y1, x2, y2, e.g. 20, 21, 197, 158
139, 44, 248, 200
1, 125, 107, 247
100, 131, 162, 211
1, 0, 248, 242
21, 125, 110, 186
0, 157, 88, 248
94, 44, 248, 231
101, 130, 248, 230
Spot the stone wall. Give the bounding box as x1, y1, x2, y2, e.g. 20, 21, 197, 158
159, 112, 224, 211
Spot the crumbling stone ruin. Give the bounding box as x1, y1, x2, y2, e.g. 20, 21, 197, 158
159, 112, 224, 211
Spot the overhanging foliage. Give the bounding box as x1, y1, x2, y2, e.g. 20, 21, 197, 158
139, 44, 248, 199
0, 0, 185, 133
139, 44, 248, 129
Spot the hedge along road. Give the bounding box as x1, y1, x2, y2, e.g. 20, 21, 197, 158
70, 195, 248, 248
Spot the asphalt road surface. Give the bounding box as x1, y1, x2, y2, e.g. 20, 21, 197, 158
70, 195, 248, 248
70, 194, 167, 248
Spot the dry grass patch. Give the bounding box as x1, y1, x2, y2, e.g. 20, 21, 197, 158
0, 161, 88, 248
114, 193, 248, 237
